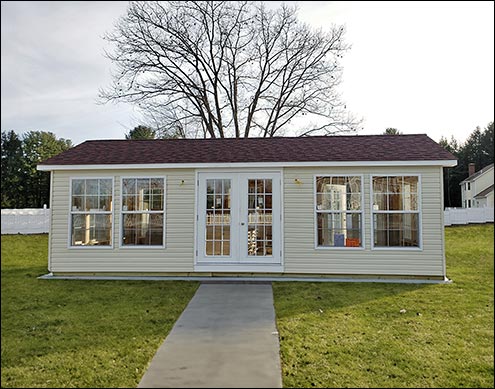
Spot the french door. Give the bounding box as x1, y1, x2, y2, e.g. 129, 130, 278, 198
196, 172, 281, 266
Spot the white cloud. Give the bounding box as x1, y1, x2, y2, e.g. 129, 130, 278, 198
1, 1, 493, 145
1, 1, 135, 144
294, 1, 494, 142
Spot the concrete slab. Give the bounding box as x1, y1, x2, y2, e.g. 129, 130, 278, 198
137, 283, 282, 388
38, 273, 452, 284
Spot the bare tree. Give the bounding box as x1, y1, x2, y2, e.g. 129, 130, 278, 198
99, 1, 361, 138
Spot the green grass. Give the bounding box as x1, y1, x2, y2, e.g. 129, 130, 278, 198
2, 226, 494, 388
273, 224, 494, 388
1, 234, 199, 388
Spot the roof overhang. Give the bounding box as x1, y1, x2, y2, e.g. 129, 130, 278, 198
474, 193, 492, 199
37, 159, 458, 171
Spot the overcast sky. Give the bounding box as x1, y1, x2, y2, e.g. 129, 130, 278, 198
1, 1, 493, 146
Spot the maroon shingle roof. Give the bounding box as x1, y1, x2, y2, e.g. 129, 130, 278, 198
39, 134, 456, 166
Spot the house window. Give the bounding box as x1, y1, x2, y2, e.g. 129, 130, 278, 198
315, 176, 363, 248
468, 200, 471, 208
467, 182, 470, 191
121, 178, 165, 246
70, 178, 113, 246
372, 176, 420, 248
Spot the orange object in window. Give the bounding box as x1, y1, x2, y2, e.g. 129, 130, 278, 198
345, 238, 360, 247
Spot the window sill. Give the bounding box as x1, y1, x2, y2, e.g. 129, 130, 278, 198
315, 246, 365, 250
371, 246, 423, 251
119, 245, 166, 249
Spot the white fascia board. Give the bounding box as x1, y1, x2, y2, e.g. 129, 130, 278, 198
37, 159, 458, 171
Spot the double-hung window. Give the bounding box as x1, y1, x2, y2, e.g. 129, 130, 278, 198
372, 175, 420, 248
121, 177, 165, 247
315, 176, 363, 248
70, 178, 113, 247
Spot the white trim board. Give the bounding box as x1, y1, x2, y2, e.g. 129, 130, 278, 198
38, 160, 458, 171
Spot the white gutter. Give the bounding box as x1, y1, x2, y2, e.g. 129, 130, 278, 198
37, 159, 458, 171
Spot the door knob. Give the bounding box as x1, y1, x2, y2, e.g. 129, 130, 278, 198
241, 222, 245, 225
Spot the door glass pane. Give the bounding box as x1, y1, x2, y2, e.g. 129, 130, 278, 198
206, 180, 214, 194
205, 178, 231, 256
248, 194, 256, 209
265, 180, 272, 194
265, 194, 272, 208
247, 179, 273, 256
206, 225, 214, 240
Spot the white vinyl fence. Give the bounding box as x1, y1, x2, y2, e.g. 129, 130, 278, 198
2, 206, 492, 234
1, 207, 51, 234
444, 207, 494, 226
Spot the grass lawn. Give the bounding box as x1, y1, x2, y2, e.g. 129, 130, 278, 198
1, 225, 493, 388
273, 224, 494, 388
1, 234, 199, 388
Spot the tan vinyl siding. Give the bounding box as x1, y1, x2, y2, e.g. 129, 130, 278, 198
49, 169, 195, 272
283, 166, 445, 277
49, 165, 446, 278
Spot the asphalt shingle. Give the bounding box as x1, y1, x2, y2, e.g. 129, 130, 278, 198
39, 134, 456, 166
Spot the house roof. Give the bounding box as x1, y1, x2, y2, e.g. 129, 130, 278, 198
38, 134, 456, 168
474, 184, 494, 199
460, 163, 494, 184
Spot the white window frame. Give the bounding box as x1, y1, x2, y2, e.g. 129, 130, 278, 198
314, 174, 365, 250
370, 174, 422, 251
119, 176, 167, 249
68, 177, 114, 249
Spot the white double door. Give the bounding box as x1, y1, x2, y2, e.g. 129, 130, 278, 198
196, 172, 281, 265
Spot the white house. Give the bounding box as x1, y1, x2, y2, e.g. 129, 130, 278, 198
460, 163, 494, 208
37, 134, 457, 282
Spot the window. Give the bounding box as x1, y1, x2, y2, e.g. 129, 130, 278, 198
372, 176, 420, 248
315, 176, 363, 248
70, 178, 113, 246
468, 199, 471, 208
467, 182, 471, 191
121, 178, 165, 246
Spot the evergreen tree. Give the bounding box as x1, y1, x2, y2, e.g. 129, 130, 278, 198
22, 131, 72, 207
383, 128, 402, 135
439, 122, 494, 208
125, 125, 156, 140
1, 130, 24, 208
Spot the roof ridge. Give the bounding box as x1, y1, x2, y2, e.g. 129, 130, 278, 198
82, 133, 430, 143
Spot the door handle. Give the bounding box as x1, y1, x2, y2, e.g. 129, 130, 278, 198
241, 222, 245, 226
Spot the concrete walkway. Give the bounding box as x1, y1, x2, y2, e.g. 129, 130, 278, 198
137, 282, 282, 388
